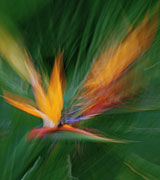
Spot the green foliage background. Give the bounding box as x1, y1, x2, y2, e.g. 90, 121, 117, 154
0, 0, 160, 179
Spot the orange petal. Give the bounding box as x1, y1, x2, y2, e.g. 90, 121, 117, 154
84, 10, 157, 91
24, 55, 47, 112
3, 91, 42, 118
79, 9, 158, 117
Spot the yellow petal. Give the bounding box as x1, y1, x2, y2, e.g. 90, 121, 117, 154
3, 91, 42, 118
23, 52, 64, 126
0, 26, 30, 82
45, 52, 64, 126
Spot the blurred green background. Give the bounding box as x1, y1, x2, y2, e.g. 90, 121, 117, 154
0, 0, 160, 179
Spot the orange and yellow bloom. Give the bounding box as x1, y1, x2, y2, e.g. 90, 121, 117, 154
0, 9, 158, 142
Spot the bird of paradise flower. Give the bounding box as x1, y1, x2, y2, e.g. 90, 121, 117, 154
0, 10, 158, 143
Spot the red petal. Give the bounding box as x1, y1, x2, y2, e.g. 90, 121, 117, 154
27, 124, 124, 143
